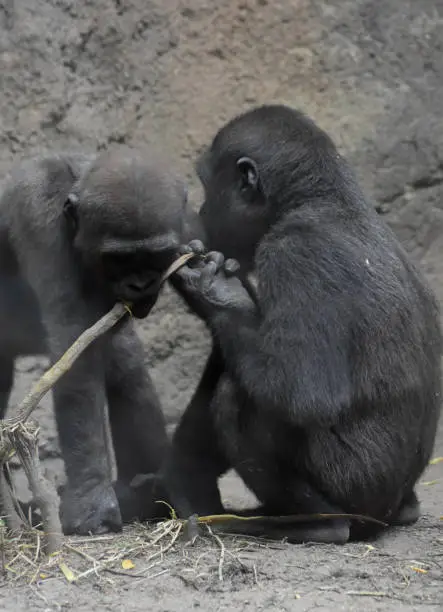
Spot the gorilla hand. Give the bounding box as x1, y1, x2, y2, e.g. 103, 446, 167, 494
173, 241, 255, 318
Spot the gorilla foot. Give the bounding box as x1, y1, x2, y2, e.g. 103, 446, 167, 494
60, 484, 122, 535
390, 491, 420, 526
113, 473, 172, 524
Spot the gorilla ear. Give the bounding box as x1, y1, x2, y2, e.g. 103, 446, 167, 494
237, 157, 259, 191
63, 193, 79, 232
64, 192, 78, 211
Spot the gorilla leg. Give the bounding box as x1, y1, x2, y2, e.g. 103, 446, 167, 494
0, 355, 14, 419
52, 338, 121, 535
216, 387, 350, 544
390, 490, 420, 526
229, 470, 351, 544
163, 347, 228, 518
105, 323, 169, 522
0, 150, 191, 535
167, 371, 349, 543
0, 277, 46, 421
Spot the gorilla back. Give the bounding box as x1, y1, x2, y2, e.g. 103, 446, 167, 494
165, 105, 442, 543
0, 150, 188, 535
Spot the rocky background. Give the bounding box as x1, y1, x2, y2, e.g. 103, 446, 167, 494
3, 0, 443, 432
0, 1, 442, 610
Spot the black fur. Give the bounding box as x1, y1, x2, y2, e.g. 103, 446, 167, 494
0, 149, 189, 535
164, 105, 442, 543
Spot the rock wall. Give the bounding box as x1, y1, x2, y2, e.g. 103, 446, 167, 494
1, 0, 442, 444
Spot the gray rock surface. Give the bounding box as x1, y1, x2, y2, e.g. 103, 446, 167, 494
3, 0, 443, 431
0, 1, 442, 610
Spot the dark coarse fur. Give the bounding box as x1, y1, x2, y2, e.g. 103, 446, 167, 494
163, 105, 442, 543
0, 148, 190, 535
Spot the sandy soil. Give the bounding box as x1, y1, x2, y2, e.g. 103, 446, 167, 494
0, 0, 442, 609
0, 444, 442, 612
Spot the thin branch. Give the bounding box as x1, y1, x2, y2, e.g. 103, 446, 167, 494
9, 423, 62, 554
0, 467, 24, 532
0, 251, 196, 556
3, 303, 130, 436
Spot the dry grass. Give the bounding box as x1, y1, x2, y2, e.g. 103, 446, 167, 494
0, 514, 265, 588
0, 517, 186, 585
1, 513, 442, 608
0, 506, 397, 587
0, 254, 198, 553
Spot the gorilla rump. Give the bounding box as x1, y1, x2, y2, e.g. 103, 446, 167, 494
163, 105, 442, 543
0, 148, 192, 535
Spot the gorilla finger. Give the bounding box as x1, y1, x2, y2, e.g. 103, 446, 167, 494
178, 244, 193, 256
178, 240, 207, 266
199, 261, 218, 291
205, 251, 225, 272
174, 264, 202, 285
178, 240, 205, 253
188, 239, 207, 255
188, 255, 206, 269
224, 258, 240, 276
177, 247, 205, 270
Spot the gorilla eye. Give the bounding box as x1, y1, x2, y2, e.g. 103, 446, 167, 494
63, 193, 79, 233
237, 157, 259, 192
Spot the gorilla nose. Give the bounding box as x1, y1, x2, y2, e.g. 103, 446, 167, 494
127, 277, 157, 293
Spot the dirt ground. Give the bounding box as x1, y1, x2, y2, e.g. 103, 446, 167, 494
0, 0, 442, 609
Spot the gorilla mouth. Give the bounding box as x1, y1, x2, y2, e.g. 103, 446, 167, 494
130, 298, 158, 319
111, 274, 161, 318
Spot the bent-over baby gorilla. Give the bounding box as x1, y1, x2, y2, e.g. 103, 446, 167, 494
0, 149, 190, 535
163, 104, 442, 543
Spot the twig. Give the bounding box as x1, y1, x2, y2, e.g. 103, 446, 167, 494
0, 467, 24, 532
346, 591, 389, 597
160, 252, 196, 284
0, 303, 130, 554
0, 252, 196, 557
194, 511, 388, 530
0, 519, 6, 576
205, 525, 225, 582
1, 251, 194, 444
1, 303, 130, 435
8, 423, 62, 554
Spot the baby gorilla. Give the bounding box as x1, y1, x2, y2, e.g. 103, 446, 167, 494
0, 148, 189, 535
163, 105, 442, 543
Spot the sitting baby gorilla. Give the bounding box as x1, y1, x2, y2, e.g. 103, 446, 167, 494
0, 148, 193, 535
160, 104, 442, 543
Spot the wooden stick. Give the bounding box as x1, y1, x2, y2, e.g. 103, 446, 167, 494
160, 252, 196, 284
4, 303, 130, 434
195, 512, 388, 528
0, 467, 24, 532
0, 303, 129, 554
0, 251, 197, 555
9, 423, 63, 554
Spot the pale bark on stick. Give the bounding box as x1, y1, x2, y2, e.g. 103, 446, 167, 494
0, 252, 196, 554
0, 303, 130, 553
0, 468, 24, 531
1, 303, 130, 438
9, 423, 62, 554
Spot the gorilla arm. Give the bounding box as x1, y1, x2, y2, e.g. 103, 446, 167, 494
166, 242, 357, 542
4, 156, 121, 534
173, 236, 353, 429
